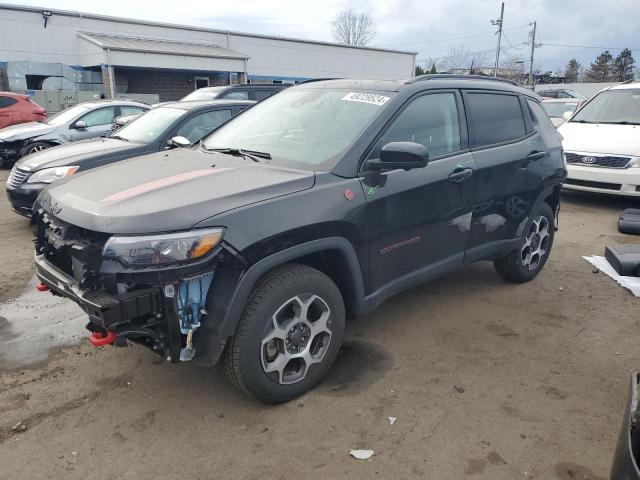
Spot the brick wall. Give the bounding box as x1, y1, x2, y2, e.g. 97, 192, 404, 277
122, 69, 231, 102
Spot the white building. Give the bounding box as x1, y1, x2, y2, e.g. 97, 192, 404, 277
0, 3, 416, 102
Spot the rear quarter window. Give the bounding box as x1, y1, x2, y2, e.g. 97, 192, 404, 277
465, 92, 527, 148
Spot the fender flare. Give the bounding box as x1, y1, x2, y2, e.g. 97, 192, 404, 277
221, 236, 366, 338
192, 237, 366, 367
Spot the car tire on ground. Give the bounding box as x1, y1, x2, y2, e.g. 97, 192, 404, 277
494, 202, 555, 283
22, 142, 51, 157
223, 263, 345, 403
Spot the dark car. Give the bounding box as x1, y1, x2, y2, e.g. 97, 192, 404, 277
181, 83, 287, 102
0, 92, 47, 130
6, 99, 254, 217
536, 88, 586, 100
610, 373, 640, 479
32, 76, 565, 403
0, 100, 149, 167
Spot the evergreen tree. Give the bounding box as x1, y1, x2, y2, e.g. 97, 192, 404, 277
564, 58, 581, 83
613, 48, 635, 81
586, 50, 614, 81
429, 63, 437, 74
415, 65, 425, 76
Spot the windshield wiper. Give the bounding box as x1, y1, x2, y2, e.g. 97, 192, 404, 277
570, 119, 595, 124
206, 147, 271, 163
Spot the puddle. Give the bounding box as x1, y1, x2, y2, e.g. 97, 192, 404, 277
0, 276, 86, 371
320, 339, 393, 396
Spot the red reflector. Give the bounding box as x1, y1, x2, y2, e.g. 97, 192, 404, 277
88, 331, 117, 347
36, 283, 49, 292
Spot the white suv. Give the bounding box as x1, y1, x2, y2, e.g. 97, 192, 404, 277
558, 81, 640, 196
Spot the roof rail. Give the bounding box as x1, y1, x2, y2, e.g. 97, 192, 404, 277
619, 78, 638, 85
295, 78, 342, 85
406, 74, 521, 87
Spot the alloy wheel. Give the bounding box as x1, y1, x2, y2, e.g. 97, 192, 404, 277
260, 294, 332, 385
521, 215, 550, 271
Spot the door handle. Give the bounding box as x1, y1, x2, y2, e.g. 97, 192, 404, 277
527, 151, 547, 161
448, 168, 473, 183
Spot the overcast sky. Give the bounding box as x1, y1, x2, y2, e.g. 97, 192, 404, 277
9, 0, 640, 72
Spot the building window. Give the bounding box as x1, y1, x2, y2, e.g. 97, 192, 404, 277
194, 76, 210, 90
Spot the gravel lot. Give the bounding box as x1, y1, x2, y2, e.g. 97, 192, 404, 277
1, 167, 639, 480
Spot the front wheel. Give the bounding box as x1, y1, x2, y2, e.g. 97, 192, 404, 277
223, 264, 345, 403
22, 142, 51, 157
494, 202, 555, 283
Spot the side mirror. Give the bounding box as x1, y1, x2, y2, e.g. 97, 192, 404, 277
73, 120, 87, 129
366, 142, 429, 171
168, 136, 191, 148
562, 111, 573, 122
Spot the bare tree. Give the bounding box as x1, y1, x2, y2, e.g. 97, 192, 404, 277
331, 10, 375, 47
441, 46, 471, 72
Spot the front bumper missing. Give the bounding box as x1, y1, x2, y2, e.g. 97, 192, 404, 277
35, 253, 162, 330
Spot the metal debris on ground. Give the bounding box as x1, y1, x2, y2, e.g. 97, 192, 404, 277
350, 449, 374, 460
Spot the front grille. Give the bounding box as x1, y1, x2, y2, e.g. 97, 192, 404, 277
7, 166, 30, 187
565, 152, 631, 168
564, 178, 622, 191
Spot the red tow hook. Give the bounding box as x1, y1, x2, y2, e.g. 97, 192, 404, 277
36, 282, 49, 292
88, 331, 117, 347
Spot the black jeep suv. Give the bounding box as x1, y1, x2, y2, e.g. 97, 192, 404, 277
33, 76, 565, 403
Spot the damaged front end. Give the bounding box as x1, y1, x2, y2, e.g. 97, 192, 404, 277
0, 140, 25, 166
33, 211, 245, 365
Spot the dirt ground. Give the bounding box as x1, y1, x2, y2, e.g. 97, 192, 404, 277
1, 165, 639, 479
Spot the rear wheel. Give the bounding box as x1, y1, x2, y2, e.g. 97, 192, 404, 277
223, 263, 345, 403
494, 202, 555, 283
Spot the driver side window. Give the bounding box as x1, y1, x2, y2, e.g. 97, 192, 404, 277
368, 93, 461, 160
79, 107, 116, 127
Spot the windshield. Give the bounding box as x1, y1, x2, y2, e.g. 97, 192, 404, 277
571, 89, 640, 124
203, 88, 394, 171
45, 104, 92, 126
181, 87, 226, 101
114, 107, 185, 143
543, 102, 579, 117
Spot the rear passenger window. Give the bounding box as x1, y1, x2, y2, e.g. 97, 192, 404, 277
0, 96, 17, 108
369, 93, 461, 159
223, 90, 249, 100
251, 90, 275, 101
465, 93, 526, 147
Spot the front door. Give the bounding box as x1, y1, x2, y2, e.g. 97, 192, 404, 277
362, 91, 476, 294
69, 106, 117, 141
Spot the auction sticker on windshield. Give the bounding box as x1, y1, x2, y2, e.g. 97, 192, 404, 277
342, 92, 390, 106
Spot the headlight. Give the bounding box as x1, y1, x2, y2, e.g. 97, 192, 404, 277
102, 228, 225, 267
27, 166, 79, 184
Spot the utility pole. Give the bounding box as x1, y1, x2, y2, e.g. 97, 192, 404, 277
491, 2, 504, 77
527, 21, 542, 88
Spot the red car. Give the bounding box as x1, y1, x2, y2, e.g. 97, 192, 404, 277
0, 92, 47, 129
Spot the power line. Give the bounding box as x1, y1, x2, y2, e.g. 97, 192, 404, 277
541, 42, 638, 50
372, 23, 531, 47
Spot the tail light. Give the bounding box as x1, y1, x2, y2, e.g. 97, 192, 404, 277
33, 109, 47, 116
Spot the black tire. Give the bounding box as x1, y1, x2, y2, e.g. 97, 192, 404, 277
494, 202, 555, 283
223, 263, 345, 403
21, 142, 51, 157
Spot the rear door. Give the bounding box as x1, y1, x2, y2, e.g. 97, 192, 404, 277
462, 90, 547, 262
362, 90, 476, 293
